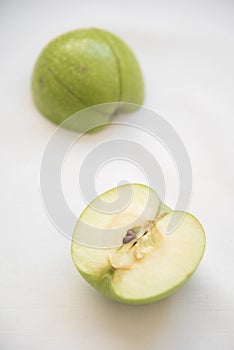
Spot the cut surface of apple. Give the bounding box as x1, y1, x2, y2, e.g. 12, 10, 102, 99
71, 184, 206, 304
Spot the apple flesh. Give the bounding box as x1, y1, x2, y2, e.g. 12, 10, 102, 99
71, 184, 206, 304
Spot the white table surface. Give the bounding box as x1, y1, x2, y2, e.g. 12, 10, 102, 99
1, 0, 234, 349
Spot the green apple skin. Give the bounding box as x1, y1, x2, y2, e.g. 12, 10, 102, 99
71, 184, 206, 305
32, 28, 144, 129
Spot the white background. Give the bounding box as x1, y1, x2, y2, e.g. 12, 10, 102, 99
1, 0, 234, 349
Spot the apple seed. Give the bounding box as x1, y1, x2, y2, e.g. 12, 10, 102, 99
123, 230, 137, 244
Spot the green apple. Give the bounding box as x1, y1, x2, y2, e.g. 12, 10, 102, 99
32, 28, 144, 131
71, 184, 206, 305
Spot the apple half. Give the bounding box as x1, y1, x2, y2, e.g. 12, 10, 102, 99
71, 184, 205, 304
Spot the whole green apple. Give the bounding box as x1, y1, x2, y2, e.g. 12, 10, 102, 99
71, 184, 206, 305
32, 28, 144, 131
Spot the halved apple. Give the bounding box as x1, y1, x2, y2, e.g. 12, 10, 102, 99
71, 184, 205, 304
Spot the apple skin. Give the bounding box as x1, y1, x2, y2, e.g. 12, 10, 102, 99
32, 28, 144, 130
72, 212, 206, 305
